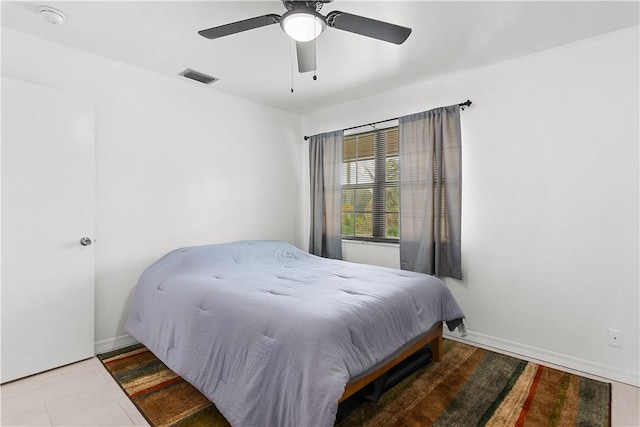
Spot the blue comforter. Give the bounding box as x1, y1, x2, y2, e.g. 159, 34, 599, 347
125, 240, 464, 426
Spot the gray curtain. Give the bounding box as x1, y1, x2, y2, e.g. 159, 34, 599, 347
309, 130, 343, 259
399, 105, 462, 279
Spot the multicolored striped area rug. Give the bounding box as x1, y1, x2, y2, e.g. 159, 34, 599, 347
98, 340, 610, 426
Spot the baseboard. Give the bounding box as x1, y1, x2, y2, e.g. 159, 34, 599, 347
94, 334, 139, 355
95, 330, 639, 386
444, 329, 640, 387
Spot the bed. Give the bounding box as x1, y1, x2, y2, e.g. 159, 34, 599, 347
124, 240, 464, 426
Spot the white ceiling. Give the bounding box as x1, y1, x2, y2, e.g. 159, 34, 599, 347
2, 1, 638, 115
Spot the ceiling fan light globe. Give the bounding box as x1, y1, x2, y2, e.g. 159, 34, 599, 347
280, 9, 325, 42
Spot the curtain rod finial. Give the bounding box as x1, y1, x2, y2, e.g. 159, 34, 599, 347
459, 99, 472, 110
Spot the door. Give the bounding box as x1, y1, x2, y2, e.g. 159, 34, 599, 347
1, 78, 95, 383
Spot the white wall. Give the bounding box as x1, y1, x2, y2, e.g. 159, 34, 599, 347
1, 28, 306, 349
303, 26, 640, 385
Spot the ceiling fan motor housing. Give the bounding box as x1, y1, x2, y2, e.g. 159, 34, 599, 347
282, 1, 333, 13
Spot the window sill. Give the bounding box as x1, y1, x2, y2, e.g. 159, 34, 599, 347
342, 239, 399, 248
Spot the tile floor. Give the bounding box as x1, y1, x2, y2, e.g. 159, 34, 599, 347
1, 358, 148, 426
1, 356, 639, 426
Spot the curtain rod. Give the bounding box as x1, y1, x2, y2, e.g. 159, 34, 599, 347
303, 99, 472, 141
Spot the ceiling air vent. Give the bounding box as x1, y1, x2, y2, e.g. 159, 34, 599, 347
179, 68, 219, 85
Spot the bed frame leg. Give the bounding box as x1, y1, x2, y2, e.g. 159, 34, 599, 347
432, 324, 444, 362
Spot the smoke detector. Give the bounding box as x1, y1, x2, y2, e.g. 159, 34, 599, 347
38, 6, 66, 25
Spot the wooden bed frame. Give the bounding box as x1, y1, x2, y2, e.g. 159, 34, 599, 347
339, 322, 443, 403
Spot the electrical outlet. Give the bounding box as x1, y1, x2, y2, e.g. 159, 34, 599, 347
608, 328, 623, 348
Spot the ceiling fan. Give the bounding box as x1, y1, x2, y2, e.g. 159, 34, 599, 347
198, 0, 412, 74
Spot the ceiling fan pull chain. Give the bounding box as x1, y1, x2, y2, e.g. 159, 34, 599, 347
291, 40, 295, 93
313, 23, 318, 81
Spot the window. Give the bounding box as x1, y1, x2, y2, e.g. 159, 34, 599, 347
341, 126, 399, 242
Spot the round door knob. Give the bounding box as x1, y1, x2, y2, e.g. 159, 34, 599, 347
80, 237, 93, 246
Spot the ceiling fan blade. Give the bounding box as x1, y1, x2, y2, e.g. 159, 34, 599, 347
326, 11, 411, 45
296, 41, 316, 73
198, 14, 280, 39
